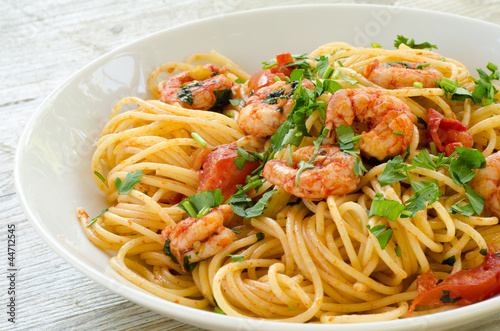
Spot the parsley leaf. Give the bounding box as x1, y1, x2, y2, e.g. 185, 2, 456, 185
87, 208, 108, 227
214, 306, 226, 314
434, 78, 472, 102
226, 254, 245, 262
178, 189, 224, 218
471, 63, 499, 106
354, 157, 368, 177
163, 238, 179, 264
295, 129, 329, 187
378, 156, 407, 186
115, 171, 143, 195
384, 61, 412, 69
234, 147, 260, 171
442, 255, 456, 266
256, 232, 265, 241
450, 199, 476, 217
367, 224, 393, 250
404, 181, 443, 217
94, 170, 106, 183
177, 85, 194, 105
229, 189, 277, 218
440, 290, 462, 304
395, 246, 402, 257
183, 256, 198, 272
230, 98, 241, 107
448, 147, 485, 186
335, 125, 366, 176
369, 193, 406, 221
411, 149, 437, 170
394, 35, 437, 50
436, 63, 499, 106
209, 89, 233, 111
338, 70, 358, 85
465, 185, 485, 215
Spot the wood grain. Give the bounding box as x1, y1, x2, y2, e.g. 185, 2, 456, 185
2, 0, 500, 330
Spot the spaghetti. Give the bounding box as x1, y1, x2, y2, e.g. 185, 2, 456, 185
77, 41, 500, 323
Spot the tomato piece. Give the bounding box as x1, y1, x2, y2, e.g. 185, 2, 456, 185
275, 52, 294, 68
408, 245, 500, 317
426, 108, 473, 156
247, 70, 288, 93
197, 143, 260, 200
246, 53, 295, 92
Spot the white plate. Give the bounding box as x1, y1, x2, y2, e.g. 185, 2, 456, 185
15, 4, 500, 331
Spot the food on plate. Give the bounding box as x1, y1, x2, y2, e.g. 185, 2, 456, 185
77, 35, 500, 323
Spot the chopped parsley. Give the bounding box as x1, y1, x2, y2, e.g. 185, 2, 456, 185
256, 232, 265, 241
94, 170, 106, 183
440, 290, 462, 304
226, 254, 245, 262
394, 35, 437, 50
335, 125, 366, 176
115, 171, 143, 195
366, 224, 393, 250
395, 246, 402, 257
442, 255, 456, 266
191, 132, 207, 147
177, 85, 194, 105
86, 208, 109, 227
178, 189, 224, 218
209, 89, 233, 111
163, 238, 179, 264
435, 62, 499, 106
369, 193, 407, 221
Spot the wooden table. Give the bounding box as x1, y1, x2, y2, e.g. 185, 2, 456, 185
3, 0, 500, 330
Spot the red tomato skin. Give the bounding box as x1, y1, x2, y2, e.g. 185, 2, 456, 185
197, 143, 259, 200
408, 246, 500, 317
426, 108, 473, 156
246, 53, 295, 92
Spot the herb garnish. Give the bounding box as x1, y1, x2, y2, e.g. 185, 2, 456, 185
366, 224, 393, 250
440, 290, 462, 304
226, 254, 245, 262
209, 89, 233, 111
256, 232, 265, 241
87, 208, 109, 227
394, 35, 437, 50
435, 63, 499, 106
115, 171, 143, 195
375, 147, 485, 221
369, 193, 408, 221
163, 238, 179, 264
177, 85, 194, 105
178, 189, 224, 218
335, 125, 367, 176
442, 255, 456, 266
94, 170, 106, 183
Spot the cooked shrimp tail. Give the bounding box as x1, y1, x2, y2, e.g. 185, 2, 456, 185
160, 205, 235, 269
326, 88, 414, 160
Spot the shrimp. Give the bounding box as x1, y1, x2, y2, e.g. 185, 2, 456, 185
326, 88, 414, 161
364, 59, 444, 89
158, 64, 240, 111
160, 205, 235, 269
470, 152, 500, 217
262, 145, 360, 200
237, 80, 313, 138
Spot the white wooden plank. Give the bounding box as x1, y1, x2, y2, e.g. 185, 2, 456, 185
3, 0, 500, 330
